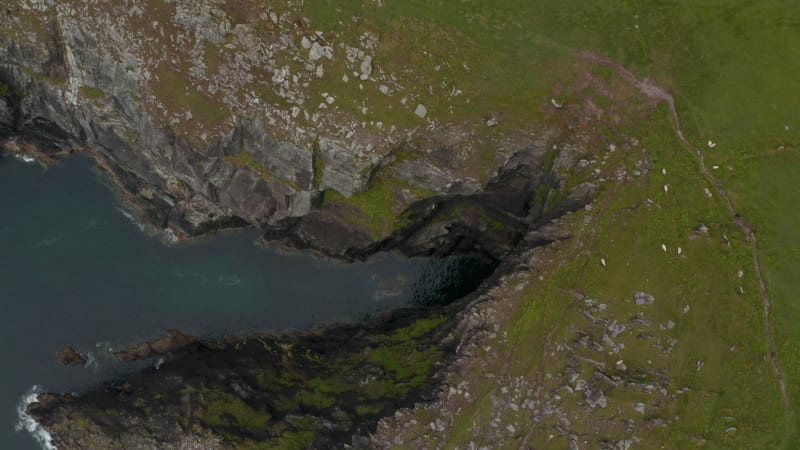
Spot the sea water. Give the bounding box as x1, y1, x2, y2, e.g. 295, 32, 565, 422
0, 154, 491, 449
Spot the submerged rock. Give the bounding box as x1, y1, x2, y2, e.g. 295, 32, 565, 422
56, 347, 87, 367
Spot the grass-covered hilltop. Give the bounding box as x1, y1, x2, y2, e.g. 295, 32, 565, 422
3, 0, 800, 448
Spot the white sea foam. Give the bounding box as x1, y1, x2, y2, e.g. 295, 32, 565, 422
84, 351, 97, 369
20, 154, 36, 164
163, 227, 179, 244
15, 386, 57, 450
117, 207, 146, 232
95, 341, 114, 358
217, 274, 242, 286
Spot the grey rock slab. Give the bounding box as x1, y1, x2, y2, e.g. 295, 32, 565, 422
359, 55, 373, 80
634, 291, 655, 305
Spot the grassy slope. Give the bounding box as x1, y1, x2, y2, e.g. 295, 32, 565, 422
295, 0, 800, 447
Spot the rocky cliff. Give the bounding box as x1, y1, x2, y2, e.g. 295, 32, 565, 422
0, 0, 592, 260
0, 0, 608, 447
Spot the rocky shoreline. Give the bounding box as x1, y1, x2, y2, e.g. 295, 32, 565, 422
26, 213, 573, 449
0, 2, 596, 446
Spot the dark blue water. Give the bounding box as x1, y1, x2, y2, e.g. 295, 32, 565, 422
0, 154, 490, 449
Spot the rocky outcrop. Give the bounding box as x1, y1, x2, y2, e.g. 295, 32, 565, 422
113, 329, 199, 363
27, 307, 467, 449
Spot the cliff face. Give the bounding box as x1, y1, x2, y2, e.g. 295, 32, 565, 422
0, 0, 589, 260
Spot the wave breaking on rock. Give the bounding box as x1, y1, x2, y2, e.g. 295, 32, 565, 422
16, 385, 57, 450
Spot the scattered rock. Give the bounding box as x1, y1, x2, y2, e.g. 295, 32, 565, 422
608, 321, 626, 338
634, 291, 655, 306
360, 56, 373, 80
585, 389, 607, 408
56, 347, 87, 367
415, 104, 428, 119
594, 369, 618, 389
635, 402, 646, 414
308, 42, 333, 61
485, 117, 498, 127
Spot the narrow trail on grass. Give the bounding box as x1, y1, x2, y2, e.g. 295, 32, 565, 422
574, 49, 791, 412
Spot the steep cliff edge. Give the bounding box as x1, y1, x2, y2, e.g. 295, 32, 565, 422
0, 0, 590, 259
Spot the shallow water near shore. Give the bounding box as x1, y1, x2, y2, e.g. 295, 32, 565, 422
0, 154, 492, 449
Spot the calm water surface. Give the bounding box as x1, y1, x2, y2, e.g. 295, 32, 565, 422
0, 154, 490, 449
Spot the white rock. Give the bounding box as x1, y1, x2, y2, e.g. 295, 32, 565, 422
301, 36, 312, 50
707, 140, 717, 148
662, 168, 667, 175
309, 42, 325, 61
414, 104, 427, 118
677, 247, 682, 255
379, 84, 390, 95
360, 56, 373, 80
342, 74, 349, 83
